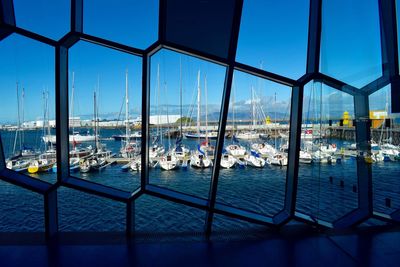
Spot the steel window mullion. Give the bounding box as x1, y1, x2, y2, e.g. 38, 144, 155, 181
276, 86, 303, 224
306, 0, 322, 74
353, 94, 373, 214
379, 0, 399, 77
71, 0, 83, 33
141, 55, 150, 188
0, 0, 15, 41
44, 189, 58, 239
55, 45, 70, 180
0, 0, 15, 26
205, 0, 244, 236
234, 62, 296, 87
0, 134, 5, 171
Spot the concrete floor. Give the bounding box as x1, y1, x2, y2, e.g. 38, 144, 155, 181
0, 224, 399, 267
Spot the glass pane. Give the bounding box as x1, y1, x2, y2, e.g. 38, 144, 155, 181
148, 49, 225, 198
369, 85, 400, 215
68, 41, 142, 192
211, 214, 268, 240
84, 0, 159, 49
216, 70, 291, 217
397, 0, 400, 73
0, 34, 56, 184
136, 195, 205, 240
0, 180, 44, 232
297, 81, 358, 222
164, 0, 235, 59
236, 0, 309, 79
321, 0, 382, 88
58, 187, 125, 231
13, 0, 70, 40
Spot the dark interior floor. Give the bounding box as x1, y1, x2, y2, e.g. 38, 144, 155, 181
1, 224, 400, 267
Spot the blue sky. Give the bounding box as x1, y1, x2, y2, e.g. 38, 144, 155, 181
0, 0, 392, 124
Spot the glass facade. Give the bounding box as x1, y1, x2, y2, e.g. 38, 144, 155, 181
0, 0, 399, 236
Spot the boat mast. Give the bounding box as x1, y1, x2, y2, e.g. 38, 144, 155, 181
70, 72, 75, 145
21, 87, 25, 146
197, 70, 201, 141
274, 92, 277, 149
205, 75, 208, 145
232, 76, 235, 136
13, 82, 20, 154
165, 82, 171, 150
179, 57, 183, 137
125, 69, 130, 147
252, 85, 256, 130
157, 63, 161, 143
94, 91, 98, 152
42, 90, 48, 152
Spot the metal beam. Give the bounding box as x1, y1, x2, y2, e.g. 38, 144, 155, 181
158, 0, 167, 43
145, 184, 208, 210
62, 176, 131, 202
274, 85, 304, 225
378, 0, 400, 113
80, 33, 145, 56
55, 45, 70, 181
205, 0, 243, 236
316, 72, 361, 96
234, 62, 297, 87
141, 55, 150, 188
0, 169, 53, 194
126, 201, 135, 236
13, 26, 58, 46
161, 42, 229, 67
362, 76, 390, 96
306, 0, 322, 74
44, 189, 58, 239
214, 203, 275, 226
0, 0, 15, 26
0, 133, 5, 171
71, 0, 83, 33
378, 0, 399, 78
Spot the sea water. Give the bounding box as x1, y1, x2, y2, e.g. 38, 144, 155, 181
0, 128, 399, 232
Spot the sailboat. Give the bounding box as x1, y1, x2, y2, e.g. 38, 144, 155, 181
190, 70, 212, 168
42, 72, 96, 145
225, 80, 247, 157
236, 86, 260, 140
220, 148, 237, 169
171, 58, 191, 166
244, 150, 266, 168
120, 70, 140, 159
79, 88, 111, 173
28, 90, 56, 174
159, 82, 180, 171
6, 83, 37, 172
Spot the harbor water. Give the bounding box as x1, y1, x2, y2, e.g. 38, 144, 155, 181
0, 128, 399, 233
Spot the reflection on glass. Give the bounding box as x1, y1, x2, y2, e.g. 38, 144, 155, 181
369, 86, 400, 214
148, 49, 225, 198
0, 34, 56, 183
321, 0, 382, 88
216, 70, 291, 216
297, 82, 358, 222
236, 0, 309, 79
67, 41, 141, 191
